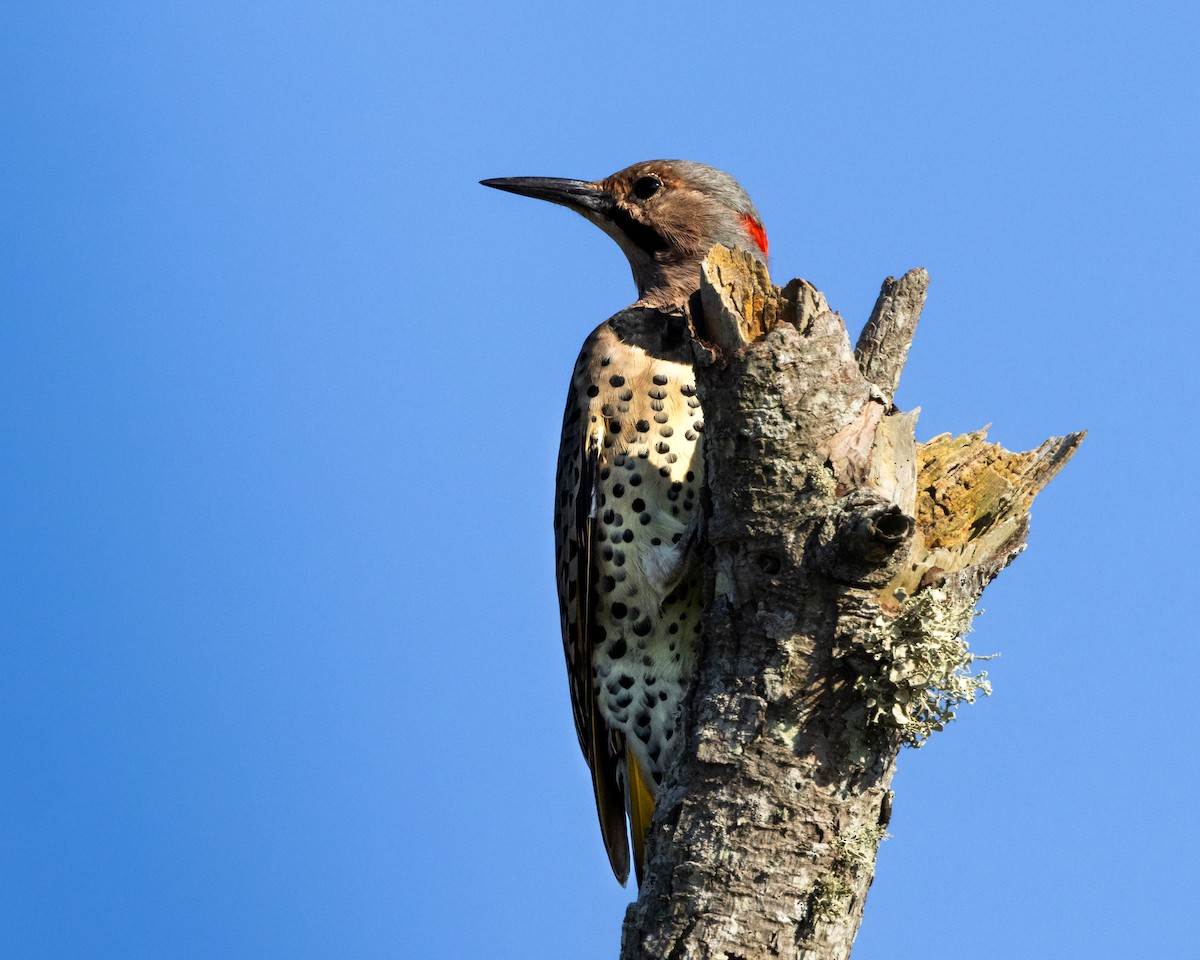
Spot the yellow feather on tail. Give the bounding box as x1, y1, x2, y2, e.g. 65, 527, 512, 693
626, 747, 656, 885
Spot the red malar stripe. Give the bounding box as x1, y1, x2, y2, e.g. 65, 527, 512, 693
740, 214, 769, 256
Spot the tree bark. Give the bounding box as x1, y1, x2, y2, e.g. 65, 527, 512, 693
619, 248, 1082, 960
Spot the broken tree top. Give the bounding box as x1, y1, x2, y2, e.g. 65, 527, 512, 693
693, 244, 1083, 603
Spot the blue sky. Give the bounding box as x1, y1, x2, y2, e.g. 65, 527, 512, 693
2, 2, 1196, 957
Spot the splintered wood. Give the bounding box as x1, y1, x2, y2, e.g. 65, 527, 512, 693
917, 429, 1085, 551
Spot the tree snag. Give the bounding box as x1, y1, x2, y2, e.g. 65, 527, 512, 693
619, 247, 1083, 960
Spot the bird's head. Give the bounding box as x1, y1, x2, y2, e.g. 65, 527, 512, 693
482, 160, 768, 309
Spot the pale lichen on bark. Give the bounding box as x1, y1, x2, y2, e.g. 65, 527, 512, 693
619, 246, 1082, 960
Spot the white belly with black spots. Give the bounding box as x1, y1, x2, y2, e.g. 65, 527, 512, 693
583, 336, 705, 788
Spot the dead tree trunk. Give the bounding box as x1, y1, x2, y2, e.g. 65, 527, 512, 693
619, 249, 1082, 960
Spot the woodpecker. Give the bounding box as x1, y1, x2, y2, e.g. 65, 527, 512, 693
482, 161, 769, 885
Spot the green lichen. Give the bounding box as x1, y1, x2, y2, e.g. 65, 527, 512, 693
835, 823, 890, 867
846, 587, 993, 746
807, 825, 890, 921
809, 873, 854, 921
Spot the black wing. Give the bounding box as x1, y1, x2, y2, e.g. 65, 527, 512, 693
555, 355, 630, 885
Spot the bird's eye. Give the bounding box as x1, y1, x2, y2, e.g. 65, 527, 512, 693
632, 175, 662, 200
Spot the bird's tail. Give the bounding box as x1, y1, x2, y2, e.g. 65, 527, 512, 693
626, 747, 656, 886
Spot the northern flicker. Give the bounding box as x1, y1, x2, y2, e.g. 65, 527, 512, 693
482, 161, 769, 885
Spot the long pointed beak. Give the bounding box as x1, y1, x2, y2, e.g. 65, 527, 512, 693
480, 176, 611, 216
